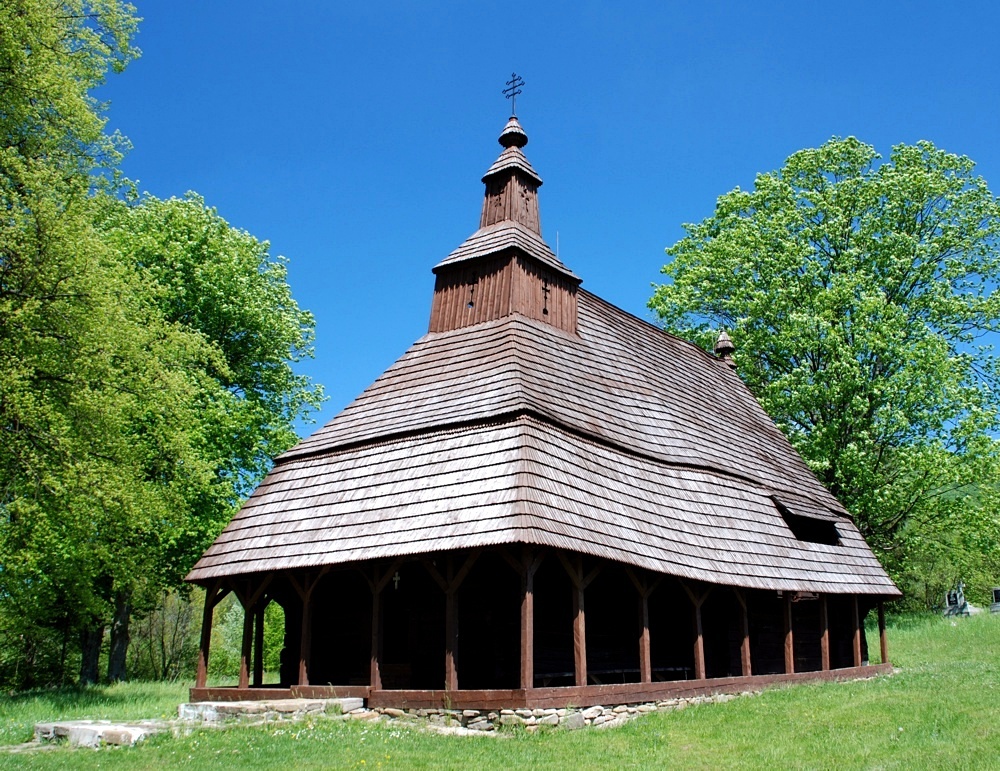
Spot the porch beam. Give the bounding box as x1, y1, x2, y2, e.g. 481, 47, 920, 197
253, 602, 265, 687
520, 548, 543, 690
735, 589, 751, 677
681, 580, 709, 680
783, 592, 795, 675
852, 596, 862, 667
820, 595, 830, 671
878, 600, 889, 665
195, 580, 224, 689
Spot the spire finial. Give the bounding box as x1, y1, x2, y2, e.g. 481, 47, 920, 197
503, 72, 524, 116
715, 330, 737, 369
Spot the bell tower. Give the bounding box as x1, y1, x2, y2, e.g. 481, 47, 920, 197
428, 114, 581, 335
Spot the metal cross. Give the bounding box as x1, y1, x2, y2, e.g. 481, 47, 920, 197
503, 72, 524, 115
542, 280, 550, 316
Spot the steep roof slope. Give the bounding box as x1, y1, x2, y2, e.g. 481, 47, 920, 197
188, 114, 898, 598
189, 293, 898, 595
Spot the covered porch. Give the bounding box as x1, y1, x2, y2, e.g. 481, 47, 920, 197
190, 546, 892, 708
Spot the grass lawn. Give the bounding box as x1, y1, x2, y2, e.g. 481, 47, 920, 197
2, 612, 997, 769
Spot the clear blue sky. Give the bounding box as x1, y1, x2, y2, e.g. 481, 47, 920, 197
98, 1, 1000, 432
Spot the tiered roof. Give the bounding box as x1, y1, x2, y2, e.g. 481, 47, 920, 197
188, 116, 899, 598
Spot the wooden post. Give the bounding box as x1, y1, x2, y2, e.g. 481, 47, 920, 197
735, 590, 751, 677
783, 593, 795, 675
626, 568, 659, 685
820, 595, 830, 671
239, 600, 254, 689
557, 552, 599, 688
692, 598, 705, 679
639, 592, 652, 683
573, 574, 587, 687
195, 582, 221, 689
681, 581, 708, 680
289, 571, 323, 688
368, 558, 403, 691
520, 550, 542, 690
852, 595, 862, 667
253, 603, 265, 687
445, 558, 458, 691
878, 600, 889, 665
423, 551, 480, 693
299, 587, 312, 686
371, 588, 382, 690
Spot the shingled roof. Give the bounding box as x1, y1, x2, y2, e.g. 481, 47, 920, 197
187, 116, 899, 599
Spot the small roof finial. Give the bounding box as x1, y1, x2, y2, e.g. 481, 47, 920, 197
503, 72, 524, 116
715, 330, 737, 369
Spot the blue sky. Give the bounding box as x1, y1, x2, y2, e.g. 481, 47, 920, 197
98, 1, 1000, 431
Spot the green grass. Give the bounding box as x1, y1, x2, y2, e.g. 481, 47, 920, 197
3, 613, 999, 769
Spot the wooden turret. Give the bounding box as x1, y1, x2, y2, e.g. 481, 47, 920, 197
429, 116, 581, 335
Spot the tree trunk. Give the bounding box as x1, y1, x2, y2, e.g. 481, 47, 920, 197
107, 591, 132, 682
80, 624, 104, 685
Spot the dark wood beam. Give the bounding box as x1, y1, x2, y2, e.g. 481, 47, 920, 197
639, 592, 651, 683
820, 595, 830, 671
520, 548, 542, 690
371, 589, 382, 690
573, 578, 587, 687
368, 557, 404, 691
252, 602, 265, 687
195, 580, 222, 689
734, 589, 751, 677
878, 600, 889, 665
239, 601, 254, 689
445, 556, 458, 691
783, 593, 795, 675
852, 596, 862, 668
680, 580, 709, 680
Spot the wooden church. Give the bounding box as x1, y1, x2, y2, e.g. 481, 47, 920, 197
187, 113, 899, 709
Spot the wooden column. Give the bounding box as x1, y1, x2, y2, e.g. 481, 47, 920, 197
196, 581, 227, 689
559, 553, 601, 688
424, 550, 481, 692
681, 581, 709, 680
819, 595, 830, 671
735, 590, 752, 677
290, 571, 324, 687
298, 592, 312, 686
366, 558, 403, 691
878, 600, 889, 665
252, 603, 265, 687
239, 601, 254, 689
852, 595, 863, 667
573, 579, 587, 687
445, 557, 458, 692
783, 593, 795, 675
519, 549, 544, 690
626, 568, 660, 684
370, 589, 382, 690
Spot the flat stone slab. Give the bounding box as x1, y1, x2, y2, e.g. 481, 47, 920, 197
34, 719, 166, 748
179, 697, 363, 724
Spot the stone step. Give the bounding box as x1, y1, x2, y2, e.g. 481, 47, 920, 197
178, 697, 363, 724
34, 719, 167, 748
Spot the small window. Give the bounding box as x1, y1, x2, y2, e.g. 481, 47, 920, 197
772, 495, 842, 546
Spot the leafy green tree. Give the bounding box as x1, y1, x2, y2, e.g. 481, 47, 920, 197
0, 1, 322, 686
1, 0, 142, 685
92, 192, 323, 680
650, 138, 1000, 601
